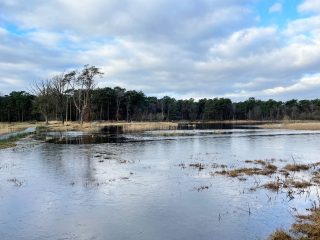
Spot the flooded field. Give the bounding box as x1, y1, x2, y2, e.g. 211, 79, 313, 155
1, 126, 320, 239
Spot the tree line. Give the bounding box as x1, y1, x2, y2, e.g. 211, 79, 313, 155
1, 65, 320, 123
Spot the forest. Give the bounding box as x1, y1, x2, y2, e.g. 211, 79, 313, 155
1, 65, 320, 123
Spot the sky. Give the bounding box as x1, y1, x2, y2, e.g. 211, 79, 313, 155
0, 0, 320, 100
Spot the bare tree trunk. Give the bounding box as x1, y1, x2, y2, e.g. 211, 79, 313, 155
116, 99, 120, 121
100, 105, 102, 121
107, 102, 110, 121
66, 97, 68, 123
126, 104, 129, 122
45, 114, 48, 125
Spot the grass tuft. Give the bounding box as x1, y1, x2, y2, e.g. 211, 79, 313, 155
269, 229, 292, 240
283, 164, 310, 172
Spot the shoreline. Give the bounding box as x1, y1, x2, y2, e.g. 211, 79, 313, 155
1, 120, 320, 136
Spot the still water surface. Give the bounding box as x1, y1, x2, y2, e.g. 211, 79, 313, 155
1, 127, 320, 240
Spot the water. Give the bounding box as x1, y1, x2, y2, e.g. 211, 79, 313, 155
0, 127, 36, 141
1, 128, 320, 240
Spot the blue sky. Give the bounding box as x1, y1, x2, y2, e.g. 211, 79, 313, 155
0, 0, 320, 100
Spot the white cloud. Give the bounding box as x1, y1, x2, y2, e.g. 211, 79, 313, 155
0, 0, 320, 100
269, 3, 282, 13
209, 27, 278, 57
285, 15, 320, 36
264, 74, 320, 95
298, 0, 320, 13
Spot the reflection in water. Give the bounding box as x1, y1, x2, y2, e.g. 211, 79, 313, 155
0, 129, 320, 240
177, 122, 260, 130
46, 133, 128, 144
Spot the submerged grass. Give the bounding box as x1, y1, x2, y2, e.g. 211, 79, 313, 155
264, 179, 312, 192
0, 132, 32, 149
269, 229, 293, 240
263, 182, 282, 192
245, 159, 268, 165
215, 164, 277, 177
270, 208, 320, 240
283, 164, 310, 172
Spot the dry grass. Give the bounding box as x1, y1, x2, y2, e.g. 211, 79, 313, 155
269, 229, 293, 240
191, 120, 276, 124
279, 169, 290, 177
262, 121, 320, 130
263, 182, 282, 191
245, 159, 268, 165
283, 164, 310, 172
0, 122, 37, 135
264, 179, 312, 192
44, 121, 178, 133
270, 208, 320, 240
266, 164, 278, 171
292, 209, 320, 239
287, 180, 312, 189
311, 172, 320, 184
121, 122, 178, 132
215, 164, 277, 178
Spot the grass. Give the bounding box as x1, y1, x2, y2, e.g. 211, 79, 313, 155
0, 141, 17, 149
1, 121, 178, 134
270, 208, 320, 240
263, 182, 282, 192
262, 121, 320, 130
263, 179, 312, 192
2, 120, 320, 134
31, 121, 179, 133
287, 180, 312, 189
245, 159, 268, 165
292, 209, 320, 239
269, 229, 293, 240
0, 132, 32, 149
283, 164, 310, 172
0, 122, 37, 135
311, 172, 320, 184
215, 164, 278, 178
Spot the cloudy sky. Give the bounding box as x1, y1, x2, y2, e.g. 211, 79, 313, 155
0, 0, 320, 100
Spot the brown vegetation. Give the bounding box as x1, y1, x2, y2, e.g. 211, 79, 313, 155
287, 180, 312, 189
269, 229, 292, 240
245, 159, 268, 165
270, 208, 320, 240
215, 164, 278, 178
0, 122, 37, 135
283, 164, 310, 172
262, 121, 320, 130
263, 182, 282, 191
40, 121, 178, 133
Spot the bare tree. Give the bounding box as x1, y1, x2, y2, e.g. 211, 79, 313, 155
31, 79, 52, 124
51, 73, 67, 124
66, 65, 103, 125
114, 87, 125, 121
